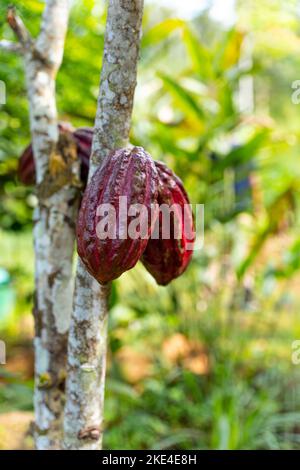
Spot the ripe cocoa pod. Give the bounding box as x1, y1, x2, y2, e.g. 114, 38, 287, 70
141, 161, 194, 285
18, 143, 36, 185
18, 124, 93, 186
77, 147, 158, 284
73, 127, 93, 183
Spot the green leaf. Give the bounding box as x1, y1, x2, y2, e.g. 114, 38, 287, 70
237, 188, 294, 279
216, 130, 268, 171
183, 26, 213, 80
213, 29, 244, 74
236, 223, 270, 280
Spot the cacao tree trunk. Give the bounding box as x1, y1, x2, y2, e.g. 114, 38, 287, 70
1, 1, 77, 449
63, 0, 145, 450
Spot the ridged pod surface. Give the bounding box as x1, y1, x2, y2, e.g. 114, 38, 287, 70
77, 147, 158, 284
141, 161, 194, 285
18, 124, 93, 186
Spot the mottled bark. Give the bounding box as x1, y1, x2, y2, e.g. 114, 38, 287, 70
2, 2, 77, 449
64, 0, 144, 450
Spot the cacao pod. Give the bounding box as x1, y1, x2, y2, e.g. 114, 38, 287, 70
18, 143, 36, 185
18, 124, 93, 186
141, 161, 194, 285
73, 127, 93, 183
77, 147, 158, 284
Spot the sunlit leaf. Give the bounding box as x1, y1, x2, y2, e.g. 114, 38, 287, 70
213, 29, 245, 74
183, 26, 213, 80
216, 130, 269, 171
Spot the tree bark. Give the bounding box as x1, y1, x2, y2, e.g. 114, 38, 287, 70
0, 39, 22, 53
63, 0, 144, 450
2, 2, 77, 449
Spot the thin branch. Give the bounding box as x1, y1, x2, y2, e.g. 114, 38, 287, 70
7, 6, 32, 49
0, 39, 22, 53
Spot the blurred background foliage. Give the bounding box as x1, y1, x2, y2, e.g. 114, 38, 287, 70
1, 0, 300, 450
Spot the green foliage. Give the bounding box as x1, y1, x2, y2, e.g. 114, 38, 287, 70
0, 370, 33, 413
1, 0, 300, 450
102, 259, 300, 449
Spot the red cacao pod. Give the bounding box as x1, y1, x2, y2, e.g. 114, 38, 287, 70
141, 161, 194, 285
77, 147, 158, 284
73, 127, 93, 183
18, 124, 93, 185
